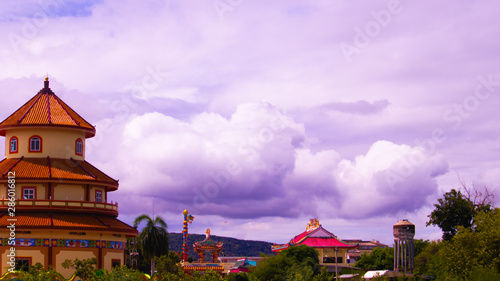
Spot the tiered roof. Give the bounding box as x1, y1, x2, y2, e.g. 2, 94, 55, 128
0, 212, 136, 234
0, 78, 95, 137
0, 157, 118, 189
193, 229, 223, 251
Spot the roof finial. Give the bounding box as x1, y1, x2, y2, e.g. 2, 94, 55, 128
44, 76, 49, 89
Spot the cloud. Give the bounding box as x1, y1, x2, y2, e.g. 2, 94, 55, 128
333, 141, 448, 219
110, 102, 448, 220
319, 99, 390, 115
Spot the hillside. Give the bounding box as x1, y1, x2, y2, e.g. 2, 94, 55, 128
168, 232, 274, 259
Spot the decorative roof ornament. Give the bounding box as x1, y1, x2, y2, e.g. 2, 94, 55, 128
306, 218, 320, 231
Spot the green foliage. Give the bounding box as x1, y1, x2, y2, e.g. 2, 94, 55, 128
413, 240, 446, 279
311, 265, 334, 281
16, 263, 62, 281
354, 247, 394, 270
62, 257, 99, 280
440, 209, 500, 280
427, 188, 493, 240
154, 251, 183, 278
194, 269, 223, 281
413, 239, 430, 257
13, 259, 148, 281
226, 272, 250, 281
417, 208, 500, 280
248, 245, 327, 281
134, 214, 169, 275
468, 267, 500, 281
248, 254, 291, 281
281, 244, 319, 265
101, 265, 146, 280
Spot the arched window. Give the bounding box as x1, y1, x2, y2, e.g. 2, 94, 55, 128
75, 139, 83, 155
29, 136, 42, 152
10, 137, 18, 153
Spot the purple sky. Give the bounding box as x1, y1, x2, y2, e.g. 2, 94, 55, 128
1, 0, 499, 245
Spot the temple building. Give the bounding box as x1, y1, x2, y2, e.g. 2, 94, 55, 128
272, 219, 358, 273
193, 229, 223, 263
183, 229, 224, 274
0, 78, 137, 278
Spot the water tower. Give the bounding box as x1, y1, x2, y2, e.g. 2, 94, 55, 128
393, 219, 415, 273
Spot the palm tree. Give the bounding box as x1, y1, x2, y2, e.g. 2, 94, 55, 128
133, 214, 169, 276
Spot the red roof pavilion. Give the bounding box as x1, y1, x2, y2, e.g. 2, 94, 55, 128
272, 219, 358, 253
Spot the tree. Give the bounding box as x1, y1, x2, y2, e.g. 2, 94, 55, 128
440, 208, 500, 280
102, 265, 146, 281
426, 186, 494, 240
17, 263, 63, 281
413, 240, 446, 279
226, 272, 250, 281
416, 209, 500, 280
62, 257, 100, 280
154, 252, 182, 278
249, 254, 292, 281
354, 247, 393, 270
249, 245, 323, 281
133, 214, 169, 276
281, 244, 320, 274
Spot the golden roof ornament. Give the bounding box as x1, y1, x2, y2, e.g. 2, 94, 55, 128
306, 218, 320, 231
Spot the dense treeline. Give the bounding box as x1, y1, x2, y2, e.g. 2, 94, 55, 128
414, 209, 500, 280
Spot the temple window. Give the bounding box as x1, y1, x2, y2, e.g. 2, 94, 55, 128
10, 137, 18, 153
22, 187, 36, 200
15, 257, 31, 271
75, 139, 83, 155
323, 257, 343, 264
29, 136, 42, 152
112, 259, 121, 268
95, 190, 102, 202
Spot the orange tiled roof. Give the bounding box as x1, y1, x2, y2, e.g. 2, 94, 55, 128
52, 213, 105, 228
0, 157, 118, 188
0, 212, 51, 227
0, 79, 95, 137
0, 212, 137, 234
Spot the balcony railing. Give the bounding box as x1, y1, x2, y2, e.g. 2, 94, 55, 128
0, 199, 118, 216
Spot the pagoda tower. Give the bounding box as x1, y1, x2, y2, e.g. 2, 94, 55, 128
0, 78, 137, 278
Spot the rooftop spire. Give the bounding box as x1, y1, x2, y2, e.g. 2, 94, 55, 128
44, 76, 49, 89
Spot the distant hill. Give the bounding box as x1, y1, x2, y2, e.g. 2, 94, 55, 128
168, 232, 274, 259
